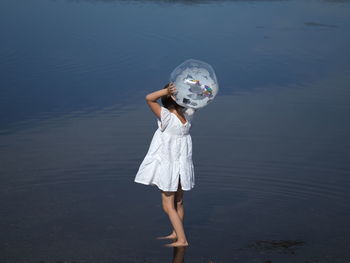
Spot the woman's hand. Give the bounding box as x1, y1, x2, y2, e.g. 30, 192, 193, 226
167, 83, 177, 95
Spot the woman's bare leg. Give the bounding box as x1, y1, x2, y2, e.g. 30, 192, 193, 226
161, 190, 188, 247
170, 182, 184, 238
157, 179, 184, 240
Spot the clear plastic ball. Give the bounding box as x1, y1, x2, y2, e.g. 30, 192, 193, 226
169, 59, 219, 109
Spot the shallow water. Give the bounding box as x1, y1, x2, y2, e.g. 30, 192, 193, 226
1, 0, 350, 262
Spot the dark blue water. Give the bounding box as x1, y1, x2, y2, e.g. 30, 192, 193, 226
1, 0, 350, 262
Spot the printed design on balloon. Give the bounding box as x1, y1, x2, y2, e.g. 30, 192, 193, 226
184, 76, 214, 100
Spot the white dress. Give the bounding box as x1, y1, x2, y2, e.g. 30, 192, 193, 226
134, 106, 196, 192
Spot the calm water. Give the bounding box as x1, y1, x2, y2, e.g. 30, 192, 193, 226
1, 0, 350, 262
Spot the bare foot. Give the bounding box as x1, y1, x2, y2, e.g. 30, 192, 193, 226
156, 233, 177, 240
164, 240, 189, 247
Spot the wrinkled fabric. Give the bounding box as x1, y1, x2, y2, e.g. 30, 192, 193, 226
134, 107, 195, 192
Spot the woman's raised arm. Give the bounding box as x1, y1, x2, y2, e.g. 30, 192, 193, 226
145, 83, 176, 119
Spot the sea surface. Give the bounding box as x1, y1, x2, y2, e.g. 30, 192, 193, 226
0, 0, 350, 262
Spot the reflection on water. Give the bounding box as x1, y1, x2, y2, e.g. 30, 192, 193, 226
0, 0, 350, 262
172, 247, 186, 263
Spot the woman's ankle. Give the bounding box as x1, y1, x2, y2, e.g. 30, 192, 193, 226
176, 238, 188, 243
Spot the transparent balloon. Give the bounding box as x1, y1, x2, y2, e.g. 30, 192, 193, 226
169, 59, 219, 109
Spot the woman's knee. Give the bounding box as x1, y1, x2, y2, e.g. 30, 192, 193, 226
175, 198, 183, 209
162, 192, 175, 214
175, 191, 184, 208
162, 202, 169, 213
162, 202, 176, 214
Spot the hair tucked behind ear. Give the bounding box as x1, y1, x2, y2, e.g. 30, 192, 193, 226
161, 83, 185, 112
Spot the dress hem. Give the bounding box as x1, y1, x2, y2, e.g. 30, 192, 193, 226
134, 179, 194, 192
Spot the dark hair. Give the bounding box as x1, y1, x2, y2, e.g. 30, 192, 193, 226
161, 83, 185, 112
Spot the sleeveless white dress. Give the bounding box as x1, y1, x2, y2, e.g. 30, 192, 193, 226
134, 106, 196, 192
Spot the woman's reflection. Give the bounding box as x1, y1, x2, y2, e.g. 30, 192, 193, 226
171, 247, 186, 263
